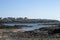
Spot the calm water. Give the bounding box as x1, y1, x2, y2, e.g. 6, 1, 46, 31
4, 23, 49, 31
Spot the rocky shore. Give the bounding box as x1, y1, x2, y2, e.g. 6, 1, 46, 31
0, 24, 60, 40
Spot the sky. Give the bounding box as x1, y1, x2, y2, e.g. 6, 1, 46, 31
0, 0, 60, 20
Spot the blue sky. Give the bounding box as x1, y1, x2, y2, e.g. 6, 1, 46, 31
0, 0, 60, 20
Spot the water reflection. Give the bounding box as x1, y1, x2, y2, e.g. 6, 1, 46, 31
4, 23, 49, 31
